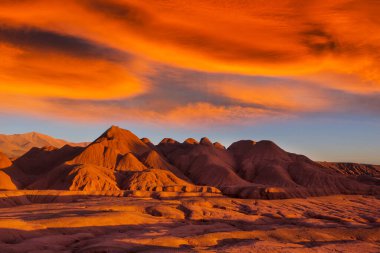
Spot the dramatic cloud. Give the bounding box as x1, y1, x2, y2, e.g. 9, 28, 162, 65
0, 0, 379, 125
209, 81, 330, 112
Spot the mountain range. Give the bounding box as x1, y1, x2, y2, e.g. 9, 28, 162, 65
0, 132, 88, 159
0, 126, 378, 199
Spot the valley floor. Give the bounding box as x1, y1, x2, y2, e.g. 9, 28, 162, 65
0, 192, 379, 252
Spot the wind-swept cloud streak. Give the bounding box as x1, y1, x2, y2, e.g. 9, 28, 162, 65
0, 0, 379, 126
0, 24, 146, 100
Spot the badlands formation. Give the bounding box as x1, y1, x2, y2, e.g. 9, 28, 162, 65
0, 126, 379, 252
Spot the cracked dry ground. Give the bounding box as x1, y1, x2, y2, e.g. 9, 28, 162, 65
0, 194, 379, 252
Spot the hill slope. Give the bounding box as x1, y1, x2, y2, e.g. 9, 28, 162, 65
226, 140, 377, 197
157, 139, 250, 188
0, 151, 12, 169
29, 163, 120, 191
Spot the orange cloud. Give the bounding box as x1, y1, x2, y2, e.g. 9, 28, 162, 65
0, 0, 379, 125
0, 49, 145, 100
164, 103, 282, 126
209, 82, 331, 112
1, 0, 379, 80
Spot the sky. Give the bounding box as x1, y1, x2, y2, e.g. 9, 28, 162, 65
0, 0, 379, 164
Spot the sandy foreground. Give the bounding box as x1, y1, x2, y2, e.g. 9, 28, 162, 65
0, 191, 379, 253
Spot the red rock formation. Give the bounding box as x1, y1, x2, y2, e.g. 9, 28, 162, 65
213, 142, 225, 150
199, 137, 213, 146
14, 145, 84, 175
0, 151, 12, 169
140, 137, 156, 149
29, 164, 120, 191
157, 140, 250, 188
159, 138, 179, 144
71, 126, 150, 169
121, 168, 192, 190
1, 126, 378, 199
116, 152, 147, 172
0, 151, 18, 190
0, 170, 18, 190
141, 150, 190, 181
183, 138, 198, 145
227, 140, 378, 198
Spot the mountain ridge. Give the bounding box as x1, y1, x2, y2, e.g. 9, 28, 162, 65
0, 126, 378, 199
0, 132, 89, 159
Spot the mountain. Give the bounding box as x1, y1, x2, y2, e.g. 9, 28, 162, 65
156, 138, 378, 198
71, 126, 150, 169
319, 162, 380, 186
0, 126, 378, 199
14, 145, 84, 175
319, 162, 380, 177
69, 126, 193, 189
10, 145, 85, 187
225, 140, 376, 198
157, 138, 250, 188
0, 132, 88, 159
7, 126, 219, 194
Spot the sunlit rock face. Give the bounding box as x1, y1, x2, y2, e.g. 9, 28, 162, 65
0, 151, 12, 169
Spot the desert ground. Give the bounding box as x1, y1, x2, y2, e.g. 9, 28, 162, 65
0, 191, 379, 253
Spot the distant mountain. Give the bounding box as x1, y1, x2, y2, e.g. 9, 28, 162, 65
319, 162, 380, 177
0, 132, 89, 158
0, 126, 378, 199
319, 162, 380, 186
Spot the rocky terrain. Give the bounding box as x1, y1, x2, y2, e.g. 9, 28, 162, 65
0, 191, 379, 252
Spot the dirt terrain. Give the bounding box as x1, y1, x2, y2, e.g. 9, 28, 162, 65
0, 191, 379, 253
